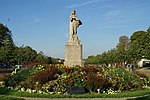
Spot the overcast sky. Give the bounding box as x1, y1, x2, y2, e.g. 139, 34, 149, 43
0, 0, 150, 58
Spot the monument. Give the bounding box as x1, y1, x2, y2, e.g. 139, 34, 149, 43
64, 10, 83, 67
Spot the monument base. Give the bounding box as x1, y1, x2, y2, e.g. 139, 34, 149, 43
64, 43, 83, 67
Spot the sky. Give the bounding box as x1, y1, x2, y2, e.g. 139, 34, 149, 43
0, 0, 150, 59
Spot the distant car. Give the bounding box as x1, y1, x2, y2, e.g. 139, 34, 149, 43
138, 59, 150, 67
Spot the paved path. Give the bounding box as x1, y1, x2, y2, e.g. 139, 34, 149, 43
20, 97, 127, 100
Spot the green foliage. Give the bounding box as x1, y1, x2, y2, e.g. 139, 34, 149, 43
0, 23, 14, 47
10, 65, 65, 93
107, 67, 143, 91
42, 77, 66, 94
86, 73, 112, 93
82, 66, 147, 93
33, 66, 59, 84
3, 65, 148, 95
63, 67, 88, 88
129, 31, 147, 61
0, 45, 16, 64
0, 95, 24, 100
84, 55, 98, 64
15, 46, 38, 64
0, 23, 16, 65
85, 27, 150, 65
5, 67, 36, 87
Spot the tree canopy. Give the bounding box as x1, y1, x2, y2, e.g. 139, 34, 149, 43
0, 23, 14, 47
0, 23, 59, 66
85, 27, 150, 66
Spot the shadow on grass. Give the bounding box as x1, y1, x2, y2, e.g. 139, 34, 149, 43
0, 87, 24, 100
0, 87, 11, 95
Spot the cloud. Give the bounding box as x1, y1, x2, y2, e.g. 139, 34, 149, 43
66, 0, 107, 8
28, 17, 42, 25
105, 10, 121, 18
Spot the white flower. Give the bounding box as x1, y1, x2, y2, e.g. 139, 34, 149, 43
97, 89, 100, 94
107, 88, 116, 94
57, 92, 61, 94
26, 88, 32, 93
21, 87, 25, 92
103, 91, 106, 93
32, 90, 36, 93
0, 81, 4, 86
49, 92, 54, 94
38, 90, 43, 94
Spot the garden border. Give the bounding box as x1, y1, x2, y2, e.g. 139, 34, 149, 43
2, 88, 150, 99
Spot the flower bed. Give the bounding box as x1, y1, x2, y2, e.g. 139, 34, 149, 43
4, 65, 149, 94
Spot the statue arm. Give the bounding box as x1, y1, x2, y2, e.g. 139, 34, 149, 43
70, 16, 79, 22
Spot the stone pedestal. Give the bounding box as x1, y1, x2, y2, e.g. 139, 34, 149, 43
64, 42, 83, 67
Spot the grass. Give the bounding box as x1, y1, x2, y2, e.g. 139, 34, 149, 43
1, 87, 150, 98
136, 67, 150, 81
0, 95, 24, 100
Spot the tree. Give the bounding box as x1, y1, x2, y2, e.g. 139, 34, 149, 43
0, 23, 15, 66
130, 31, 148, 61
85, 27, 150, 66
0, 23, 14, 47
116, 35, 130, 66
145, 28, 150, 59
35, 51, 48, 64
15, 46, 37, 64
84, 55, 97, 64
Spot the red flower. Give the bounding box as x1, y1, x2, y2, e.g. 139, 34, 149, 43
83, 76, 88, 79
70, 80, 73, 84
74, 72, 77, 74
63, 67, 67, 72
65, 80, 68, 83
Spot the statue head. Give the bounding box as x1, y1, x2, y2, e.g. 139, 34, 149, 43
71, 10, 76, 15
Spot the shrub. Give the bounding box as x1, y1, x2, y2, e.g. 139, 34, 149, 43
33, 66, 59, 84
63, 71, 88, 88
42, 77, 66, 94
82, 66, 97, 74
19, 78, 36, 90
0, 74, 10, 81
63, 66, 88, 88
107, 67, 146, 91
5, 67, 36, 87
4, 65, 148, 94
86, 73, 112, 93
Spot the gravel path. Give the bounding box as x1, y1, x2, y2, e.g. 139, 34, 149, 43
20, 97, 127, 100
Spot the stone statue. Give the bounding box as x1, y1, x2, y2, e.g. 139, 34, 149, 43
65, 10, 83, 67
69, 10, 82, 43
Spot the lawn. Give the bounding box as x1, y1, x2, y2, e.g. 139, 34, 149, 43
0, 87, 150, 99
0, 95, 24, 100
136, 67, 150, 80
